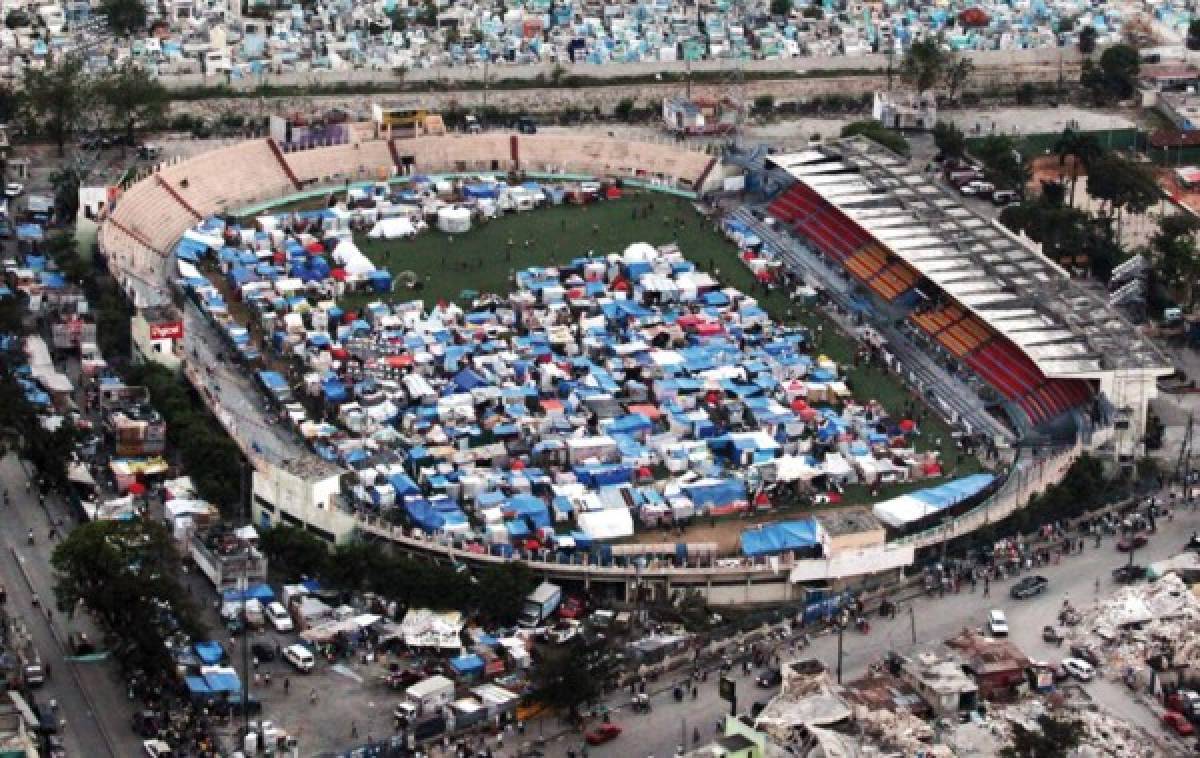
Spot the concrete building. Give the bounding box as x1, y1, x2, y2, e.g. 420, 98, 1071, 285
1158, 90, 1200, 132
131, 304, 184, 370
871, 91, 936, 130
190, 529, 269, 592
893, 651, 979, 718
251, 457, 345, 541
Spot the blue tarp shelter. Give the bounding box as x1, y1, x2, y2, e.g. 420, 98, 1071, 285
741, 519, 818, 557
450, 654, 484, 676
194, 641, 224, 665
872, 473, 997, 528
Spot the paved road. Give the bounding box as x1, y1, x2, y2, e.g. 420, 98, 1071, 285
181, 301, 305, 466
0, 454, 143, 757
538, 501, 1200, 758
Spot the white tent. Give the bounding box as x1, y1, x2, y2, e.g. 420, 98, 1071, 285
332, 239, 376, 275
769, 455, 822, 482
576, 508, 634, 540
367, 217, 417, 239
872, 495, 938, 528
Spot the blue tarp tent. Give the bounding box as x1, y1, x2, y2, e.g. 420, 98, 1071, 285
194, 641, 224, 665
222, 583, 275, 603
15, 224, 43, 241
682, 479, 747, 509
741, 519, 818, 556
453, 368, 488, 391
388, 473, 421, 496
872, 473, 997, 528
450, 654, 484, 675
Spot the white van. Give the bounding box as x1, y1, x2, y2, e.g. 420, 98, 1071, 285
283, 644, 315, 673
266, 602, 294, 632
986, 609, 1009, 637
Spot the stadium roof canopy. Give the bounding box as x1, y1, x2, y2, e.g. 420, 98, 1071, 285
765, 138, 1171, 380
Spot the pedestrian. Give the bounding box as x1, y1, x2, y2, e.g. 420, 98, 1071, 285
309, 688, 318, 704
283, 677, 290, 694
351, 722, 358, 739
983, 578, 990, 597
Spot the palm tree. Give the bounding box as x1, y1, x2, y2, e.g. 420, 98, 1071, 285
1052, 129, 1104, 208
944, 57, 975, 102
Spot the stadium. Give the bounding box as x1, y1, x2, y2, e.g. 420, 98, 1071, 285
96, 127, 1161, 607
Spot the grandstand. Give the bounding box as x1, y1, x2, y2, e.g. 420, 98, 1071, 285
765, 137, 1172, 453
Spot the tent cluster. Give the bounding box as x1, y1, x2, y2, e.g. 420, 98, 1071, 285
178, 227, 953, 563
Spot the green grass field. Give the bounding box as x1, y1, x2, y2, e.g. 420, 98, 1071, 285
345, 193, 975, 471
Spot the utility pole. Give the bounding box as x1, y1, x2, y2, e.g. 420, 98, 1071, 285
835, 610, 847, 684
1175, 412, 1193, 487
908, 605, 916, 644
239, 458, 251, 737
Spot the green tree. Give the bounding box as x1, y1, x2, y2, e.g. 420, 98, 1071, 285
770, 0, 791, 15
21, 55, 90, 156
900, 37, 948, 95
613, 97, 635, 122
753, 94, 776, 115
1189, 20, 1200, 51
1082, 44, 1140, 103
99, 0, 147, 37
52, 520, 205, 676
944, 57, 974, 101
95, 62, 168, 152
1085, 152, 1160, 237
971, 134, 1029, 193
1079, 25, 1098, 54
932, 121, 966, 159
1151, 213, 1200, 306
533, 640, 618, 721
1052, 129, 1104, 207
840, 120, 910, 156
258, 525, 331, 582
473, 562, 535, 626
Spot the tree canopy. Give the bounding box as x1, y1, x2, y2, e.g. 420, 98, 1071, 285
532, 639, 618, 720
95, 62, 168, 149
971, 135, 1029, 193
100, 0, 147, 37
1052, 129, 1104, 207
900, 37, 948, 95
52, 520, 205, 677
1001, 715, 1083, 758
932, 121, 966, 160
1079, 25, 1098, 54
21, 55, 90, 156
257, 528, 537, 626
1150, 213, 1200, 307
1081, 44, 1140, 103
1085, 153, 1160, 230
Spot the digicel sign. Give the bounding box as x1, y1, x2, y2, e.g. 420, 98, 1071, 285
149, 321, 184, 340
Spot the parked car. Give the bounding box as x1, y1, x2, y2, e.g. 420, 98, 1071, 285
0, 221, 11, 239
1010, 575, 1049, 599
250, 642, 276, 662
265, 601, 293, 632
585, 723, 622, 745
558, 596, 585, 620
1167, 690, 1200, 718
4, 182, 24, 197
131, 710, 160, 737
143, 739, 173, 758
1165, 711, 1196, 736
1117, 534, 1149, 552
1061, 657, 1095, 681
986, 609, 1009, 637
756, 669, 782, 688
515, 116, 538, 134
282, 644, 314, 672
991, 189, 1018, 205
1069, 643, 1102, 667
1112, 564, 1148, 583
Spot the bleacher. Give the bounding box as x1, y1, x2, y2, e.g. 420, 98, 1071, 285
868, 262, 919, 301
157, 140, 294, 216
111, 180, 202, 254
909, 302, 1095, 425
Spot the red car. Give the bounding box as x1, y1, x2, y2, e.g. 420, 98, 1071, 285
1117, 534, 1149, 552
1163, 711, 1195, 736
585, 724, 622, 745
559, 596, 584, 620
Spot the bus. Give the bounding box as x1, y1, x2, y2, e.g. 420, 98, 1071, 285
372, 104, 429, 129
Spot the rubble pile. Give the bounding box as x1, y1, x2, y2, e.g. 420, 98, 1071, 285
854, 706, 939, 755
1071, 573, 1200, 669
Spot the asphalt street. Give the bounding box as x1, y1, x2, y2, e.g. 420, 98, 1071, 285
0, 453, 143, 757
541, 501, 1200, 758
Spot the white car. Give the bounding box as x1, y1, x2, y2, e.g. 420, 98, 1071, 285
143, 739, 173, 757
283, 643, 315, 673
266, 601, 294, 632
1061, 657, 1095, 681
4, 182, 22, 197
986, 609, 1009, 637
